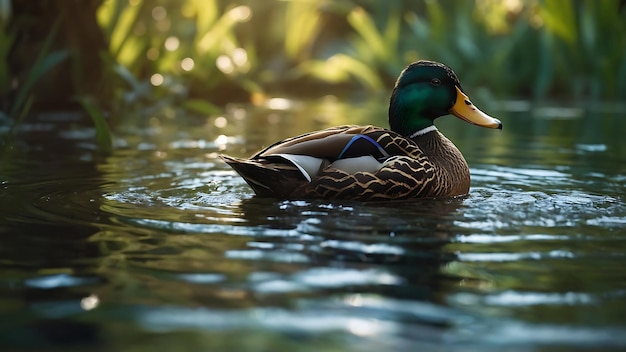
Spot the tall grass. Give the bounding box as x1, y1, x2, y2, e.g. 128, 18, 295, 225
0, 8, 69, 123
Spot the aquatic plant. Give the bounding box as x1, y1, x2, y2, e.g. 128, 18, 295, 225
76, 97, 114, 154
0, 1, 114, 154
0, 9, 69, 123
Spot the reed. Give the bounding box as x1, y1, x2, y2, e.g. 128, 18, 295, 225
0, 15, 69, 122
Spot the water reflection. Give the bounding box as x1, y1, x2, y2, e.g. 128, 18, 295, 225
234, 197, 464, 304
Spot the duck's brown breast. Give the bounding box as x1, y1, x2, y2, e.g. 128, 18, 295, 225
412, 131, 470, 197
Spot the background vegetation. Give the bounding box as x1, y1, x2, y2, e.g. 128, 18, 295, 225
1, 0, 625, 130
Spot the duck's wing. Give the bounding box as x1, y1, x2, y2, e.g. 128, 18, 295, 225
254, 125, 419, 161
221, 125, 426, 198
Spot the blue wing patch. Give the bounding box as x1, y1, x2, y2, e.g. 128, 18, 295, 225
336, 134, 390, 160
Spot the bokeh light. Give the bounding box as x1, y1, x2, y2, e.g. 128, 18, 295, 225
80, 294, 100, 311
181, 57, 195, 71
164, 36, 180, 51
216, 55, 234, 74
231, 48, 248, 68
152, 6, 167, 21
150, 73, 164, 86
214, 116, 228, 128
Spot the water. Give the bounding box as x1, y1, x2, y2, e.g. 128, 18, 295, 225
1, 100, 626, 351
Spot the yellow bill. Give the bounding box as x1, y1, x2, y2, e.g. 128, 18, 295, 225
449, 86, 502, 129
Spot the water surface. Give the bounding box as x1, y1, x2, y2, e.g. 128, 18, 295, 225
1, 100, 625, 351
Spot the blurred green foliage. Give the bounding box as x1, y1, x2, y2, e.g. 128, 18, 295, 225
1, 0, 626, 123
95, 0, 626, 109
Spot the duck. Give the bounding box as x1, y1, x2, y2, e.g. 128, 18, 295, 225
221, 60, 502, 201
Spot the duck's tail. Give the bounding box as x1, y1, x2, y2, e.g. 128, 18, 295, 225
220, 155, 307, 197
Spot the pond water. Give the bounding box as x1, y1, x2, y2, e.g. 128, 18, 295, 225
1, 98, 626, 351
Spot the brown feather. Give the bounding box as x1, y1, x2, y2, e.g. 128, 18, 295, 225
256, 125, 380, 159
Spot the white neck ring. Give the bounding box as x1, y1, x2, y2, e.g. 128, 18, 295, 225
408, 125, 438, 139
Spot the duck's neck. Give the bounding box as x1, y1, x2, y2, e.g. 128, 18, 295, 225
409, 128, 462, 161
408, 125, 438, 139
410, 128, 471, 195
388, 92, 436, 137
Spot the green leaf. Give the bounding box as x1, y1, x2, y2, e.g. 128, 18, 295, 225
540, 0, 577, 45
76, 97, 113, 154
348, 7, 388, 62
10, 50, 69, 118
9, 17, 69, 118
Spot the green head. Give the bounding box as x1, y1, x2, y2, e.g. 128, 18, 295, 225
388, 60, 501, 137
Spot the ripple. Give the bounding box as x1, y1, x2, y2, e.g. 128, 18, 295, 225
24, 274, 99, 289
458, 187, 622, 231
178, 273, 226, 284
587, 216, 626, 227
576, 143, 607, 152
1, 178, 109, 228
137, 294, 463, 336
133, 295, 626, 349
293, 268, 402, 288
455, 234, 570, 244
137, 305, 399, 337
471, 166, 570, 186
451, 290, 595, 307
484, 290, 595, 306
253, 279, 306, 294
225, 249, 309, 263
320, 240, 405, 255
457, 250, 575, 262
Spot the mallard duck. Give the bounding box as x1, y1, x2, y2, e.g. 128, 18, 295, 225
221, 60, 502, 201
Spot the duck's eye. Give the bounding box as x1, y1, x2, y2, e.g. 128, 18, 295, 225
430, 78, 441, 86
